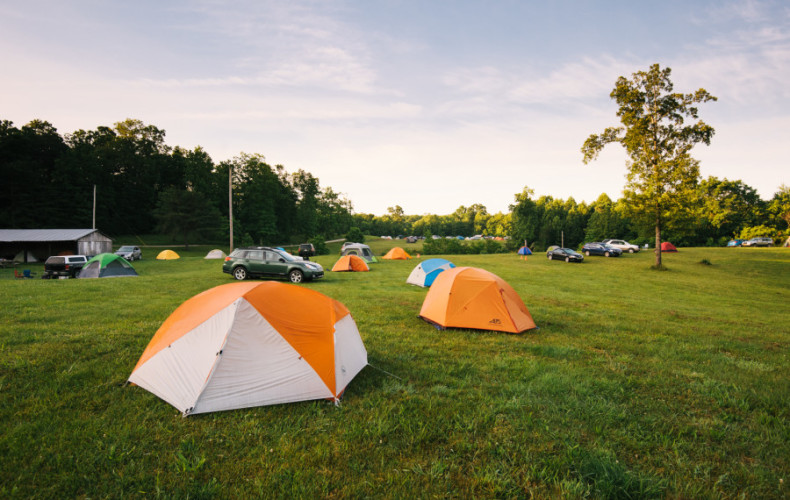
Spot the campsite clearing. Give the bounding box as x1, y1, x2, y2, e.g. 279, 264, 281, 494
0, 246, 788, 498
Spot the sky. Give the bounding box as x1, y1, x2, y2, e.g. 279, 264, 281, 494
1, 0, 788, 215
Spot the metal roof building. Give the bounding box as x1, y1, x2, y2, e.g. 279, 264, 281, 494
0, 229, 113, 262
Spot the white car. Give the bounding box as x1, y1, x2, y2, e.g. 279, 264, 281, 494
602, 239, 640, 253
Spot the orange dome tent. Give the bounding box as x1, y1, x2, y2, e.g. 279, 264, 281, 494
331, 254, 370, 272
382, 247, 411, 260
128, 282, 368, 415
660, 242, 678, 252
419, 267, 537, 333
156, 249, 180, 260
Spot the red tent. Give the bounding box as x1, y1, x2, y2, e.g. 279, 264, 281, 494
660, 241, 678, 252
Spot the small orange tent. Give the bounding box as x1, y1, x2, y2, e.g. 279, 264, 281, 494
382, 247, 410, 260
331, 254, 370, 272
156, 249, 180, 260
419, 267, 537, 333
128, 282, 368, 415
660, 242, 678, 252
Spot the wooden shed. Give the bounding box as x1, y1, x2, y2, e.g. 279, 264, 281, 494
0, 229, 113, 262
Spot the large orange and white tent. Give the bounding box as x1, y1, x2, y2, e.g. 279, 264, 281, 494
331, 254, 370, 272
382, 247, 410, 260
128, 282, 367, 415
419, 267, 537, 333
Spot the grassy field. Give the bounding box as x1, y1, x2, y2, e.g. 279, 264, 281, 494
1, 242, 788, 498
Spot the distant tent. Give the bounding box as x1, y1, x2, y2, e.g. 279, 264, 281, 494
204, 249, 227, 259
331, 255, 370, 272
546, 245, 559, 252
79, 253, 138, 279
660, 242, 678, 252
419, 267, 537, 333
382, 247, 410, 260
406, 258, 455, 287
341, 243, 377, 263
156, 250, 180, 260
13, 251, 38, 262
783, 236, 790, 248
517, 246, 532, 256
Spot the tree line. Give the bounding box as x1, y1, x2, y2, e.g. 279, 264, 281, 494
0, 118, 353, 246
2, 117, 787, 250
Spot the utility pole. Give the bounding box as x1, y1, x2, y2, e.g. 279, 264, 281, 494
229, 164, 234, 253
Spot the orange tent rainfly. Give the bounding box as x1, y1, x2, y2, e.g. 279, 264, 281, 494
382, 247, 411, 260
156, 249, 180, 260
660, 242, 678, 252
128, 282, 368, 415
419, 267, 537, 333
331, 254, 370, 272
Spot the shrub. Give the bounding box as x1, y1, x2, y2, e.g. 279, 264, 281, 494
345, 227, 365, 243
422, 237, 508, 255
309, 235, 330, 255
738, 225, 779, 242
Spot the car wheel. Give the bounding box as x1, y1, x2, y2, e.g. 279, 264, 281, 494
605, 251, 610, 257
547, 254, 552, 260
73, 269, 81, 278
629, 249, 634, 253
585, 251, 590, 256
565, 257, 570, 262
289, 269, 304, 283
233, 267, 248, 280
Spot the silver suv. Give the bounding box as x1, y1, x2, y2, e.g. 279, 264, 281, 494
742, 237, 773, 247
602, 239, 640, 253
115, 245, 142, 261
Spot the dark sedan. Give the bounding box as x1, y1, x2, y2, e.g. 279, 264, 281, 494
581, 242, 622, 257
547, 247, 584, 263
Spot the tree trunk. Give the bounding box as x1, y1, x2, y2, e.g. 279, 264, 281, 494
654, 214, 662, 268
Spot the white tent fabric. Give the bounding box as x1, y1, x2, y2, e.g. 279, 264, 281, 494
204, 249, 227, 259
129, 296, 367, 415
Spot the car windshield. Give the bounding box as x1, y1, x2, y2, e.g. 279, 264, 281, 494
273, 249, 298, 262
118, 246, 135, 251
561, 248, 575, 253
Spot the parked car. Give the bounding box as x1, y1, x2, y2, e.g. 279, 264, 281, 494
601, 239, 640, 253
115, 245, 142, 261
547, 247, 584, 263
298, 243, 316, 260
223, 247, 323, 283
581, 242, 622, 257
742, 237, 773, 247
42, 255, 88, 279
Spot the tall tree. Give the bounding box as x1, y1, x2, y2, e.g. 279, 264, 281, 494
582, 64, 716, 267
153, 187, 223, 248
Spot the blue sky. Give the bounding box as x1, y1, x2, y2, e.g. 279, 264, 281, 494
1, 1, 788, 215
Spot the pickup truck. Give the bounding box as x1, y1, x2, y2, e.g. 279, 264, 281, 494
42, 255, 88, 279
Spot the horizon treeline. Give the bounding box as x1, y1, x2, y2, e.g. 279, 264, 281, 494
2, 118, 788, 249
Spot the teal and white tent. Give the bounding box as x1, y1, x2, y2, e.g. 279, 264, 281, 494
406, 258, 456, 287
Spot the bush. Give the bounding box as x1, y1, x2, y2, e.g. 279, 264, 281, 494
738, 225, 779, 242
345, 227, 365, 244
422, 237, 508, 255
309, 235, 330, 255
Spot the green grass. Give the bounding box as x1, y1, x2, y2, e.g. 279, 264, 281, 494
1, 245, 788, 498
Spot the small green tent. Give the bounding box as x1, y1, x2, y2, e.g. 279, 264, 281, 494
79, 253, 138, 279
